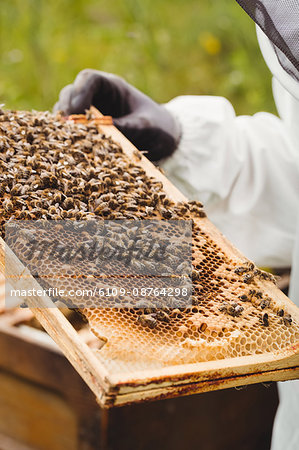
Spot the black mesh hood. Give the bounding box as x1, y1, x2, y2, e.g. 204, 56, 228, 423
236, 1, 299, 81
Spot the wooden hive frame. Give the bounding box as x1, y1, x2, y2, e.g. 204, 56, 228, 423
0, 108, 298, 408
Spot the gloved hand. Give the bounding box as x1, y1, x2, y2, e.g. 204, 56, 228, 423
53, 69, 181, 161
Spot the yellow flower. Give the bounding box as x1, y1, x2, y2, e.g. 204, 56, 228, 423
199, 32, 221, 55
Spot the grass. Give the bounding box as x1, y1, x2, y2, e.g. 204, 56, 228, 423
0, 0, 276, 115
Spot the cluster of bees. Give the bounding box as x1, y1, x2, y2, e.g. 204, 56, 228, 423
0, 108, 205, 238
225, 262, 293, 328
136, 303, 181, 329
8, 219, 193, 325
219, 290, 292, 328
234, 261, 277, 284
81, 220, 192, 277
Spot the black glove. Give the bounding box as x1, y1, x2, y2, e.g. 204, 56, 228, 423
53, 69, 181, 161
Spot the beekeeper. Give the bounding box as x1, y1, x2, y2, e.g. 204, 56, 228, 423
54, 1, 299, 449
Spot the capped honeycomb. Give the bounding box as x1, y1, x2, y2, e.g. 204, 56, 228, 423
1, 108, 299, 375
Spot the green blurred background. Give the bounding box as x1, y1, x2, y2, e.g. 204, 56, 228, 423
0, 0, 276, 115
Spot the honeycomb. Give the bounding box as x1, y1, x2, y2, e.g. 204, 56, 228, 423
1, 108, 299, 375
85, 221, 299, 372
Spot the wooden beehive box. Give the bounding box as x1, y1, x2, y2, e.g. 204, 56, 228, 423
0, 275, 103, 449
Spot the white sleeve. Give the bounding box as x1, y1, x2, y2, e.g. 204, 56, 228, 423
160, 95, 299, 268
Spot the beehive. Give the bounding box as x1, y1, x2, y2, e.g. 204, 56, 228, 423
0, 106, 298, 406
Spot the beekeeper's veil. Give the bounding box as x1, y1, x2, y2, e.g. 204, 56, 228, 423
236, 1, 299, 82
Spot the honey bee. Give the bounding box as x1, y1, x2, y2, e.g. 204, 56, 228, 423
10, 183, 23, 196
20, 229, 36, 242
48, 205, 58, 215
3, 198, 13, 212
243, 273, 254, 284
248, 289, 256, 297
227, 303, 244, 317
260, 299, 270, 309
0, 160, 8, 170
61, 210, 68, 218
53, 192, 62, 203
219, 302, 243, 317
234, 262, 255, 275
259, 270, 277, 284
104, 177, 112, 186
219, 303, 229, 313
49, 174, 58, 187
20, 167, 31, 179
16, 210, 30, 219
31, 199, 43, 209
133, 149, 142, 160
189, 200, 203, 208
234, 266, 248, 275
135, 301, 155, 314
176, 204, 189, 215
160, 208, 172, 219
88, 168, 96, 179
253, 269, 262, 277
0, 185, 6, 196
138, 314, 157, 329
234, 305, 244, 316
283, 313, 292, 326
106, 199, 117, 210
262, 312, 269, 327
63, 197, 74, 210
162, 198, 173, 207
158, 192, 166, 201
66, 209, 76, 218
155, 310, 170, 322
30, 208, 43, 219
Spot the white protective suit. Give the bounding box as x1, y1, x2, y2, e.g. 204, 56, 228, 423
160, 26, 299, 450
